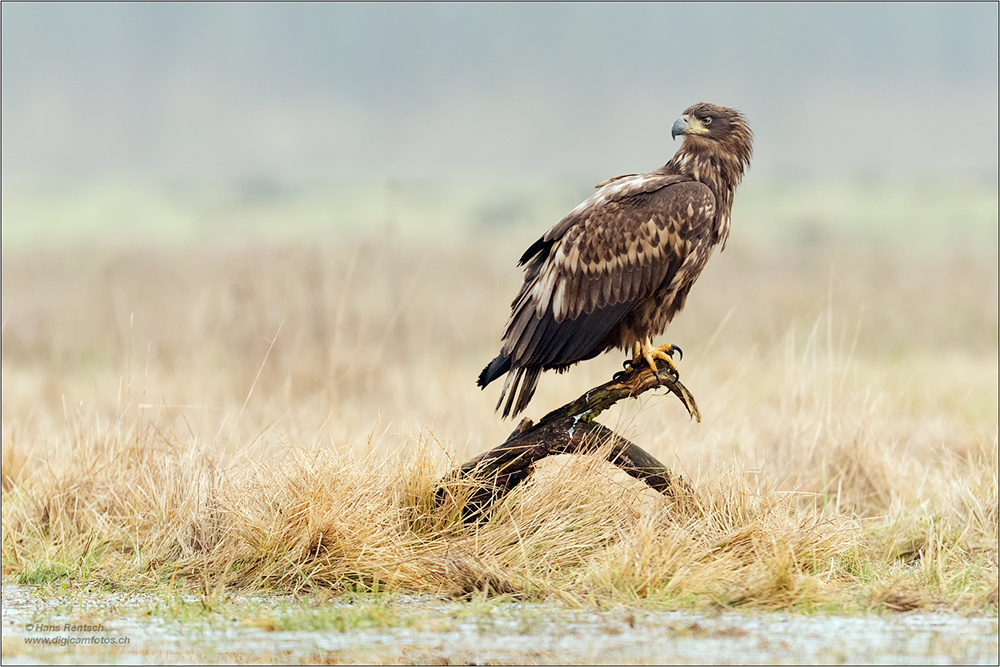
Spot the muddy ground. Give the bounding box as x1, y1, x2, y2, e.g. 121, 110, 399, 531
1, 584, 996, 664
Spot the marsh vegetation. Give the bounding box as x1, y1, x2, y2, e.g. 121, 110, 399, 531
1, 182, 997, 662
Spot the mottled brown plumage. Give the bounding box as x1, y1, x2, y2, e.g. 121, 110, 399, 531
479, 103, 753, 418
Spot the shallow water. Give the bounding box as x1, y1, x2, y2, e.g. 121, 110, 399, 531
2, 584, 996, 664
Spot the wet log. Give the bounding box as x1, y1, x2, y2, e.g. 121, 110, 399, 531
437, 359, 699, 521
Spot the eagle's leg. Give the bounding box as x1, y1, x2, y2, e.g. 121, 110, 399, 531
626, 339, 681, 382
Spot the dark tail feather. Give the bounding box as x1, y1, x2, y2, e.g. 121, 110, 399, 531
504, 366, 540, 418
496, 366, 540, 418
479, 353, 541, 418
478, 352, 512, 388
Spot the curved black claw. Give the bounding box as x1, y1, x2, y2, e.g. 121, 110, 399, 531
653, 363, 680, 385
667, 344, 683, 362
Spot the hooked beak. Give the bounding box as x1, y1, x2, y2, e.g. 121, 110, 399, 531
671, 114, 710, 140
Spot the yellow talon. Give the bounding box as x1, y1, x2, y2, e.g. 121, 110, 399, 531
628, 340, 681, 380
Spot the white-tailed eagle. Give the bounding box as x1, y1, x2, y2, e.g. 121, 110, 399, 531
478, 102, 753, 418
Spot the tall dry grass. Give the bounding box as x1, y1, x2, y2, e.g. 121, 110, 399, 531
1, 231, 997, 611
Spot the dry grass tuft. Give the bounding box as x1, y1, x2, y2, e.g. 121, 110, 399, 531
1, 233, 997, 613
1, 428, 32, 493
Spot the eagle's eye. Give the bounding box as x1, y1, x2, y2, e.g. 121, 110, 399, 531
702, 116, 713, 125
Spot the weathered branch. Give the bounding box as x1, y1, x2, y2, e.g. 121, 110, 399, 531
437, 359, 698, 521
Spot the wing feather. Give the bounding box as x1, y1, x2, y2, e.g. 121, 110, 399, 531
600, 267, 613, 308
626, 266, 643, 302
552, 277, 568, 323
610, 265, 624, 304
512, 310, 540, 361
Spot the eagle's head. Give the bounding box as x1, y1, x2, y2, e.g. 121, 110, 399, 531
671, 102, 753, 177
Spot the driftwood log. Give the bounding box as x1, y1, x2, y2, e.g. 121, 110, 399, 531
437, 359, 699, 522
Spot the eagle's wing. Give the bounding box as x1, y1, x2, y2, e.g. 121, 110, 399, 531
485, 174, 717, 416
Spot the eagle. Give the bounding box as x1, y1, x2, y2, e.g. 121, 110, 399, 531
478, 102, 753, 418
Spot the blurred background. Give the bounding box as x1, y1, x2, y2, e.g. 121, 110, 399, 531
2, 2, 997, 245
